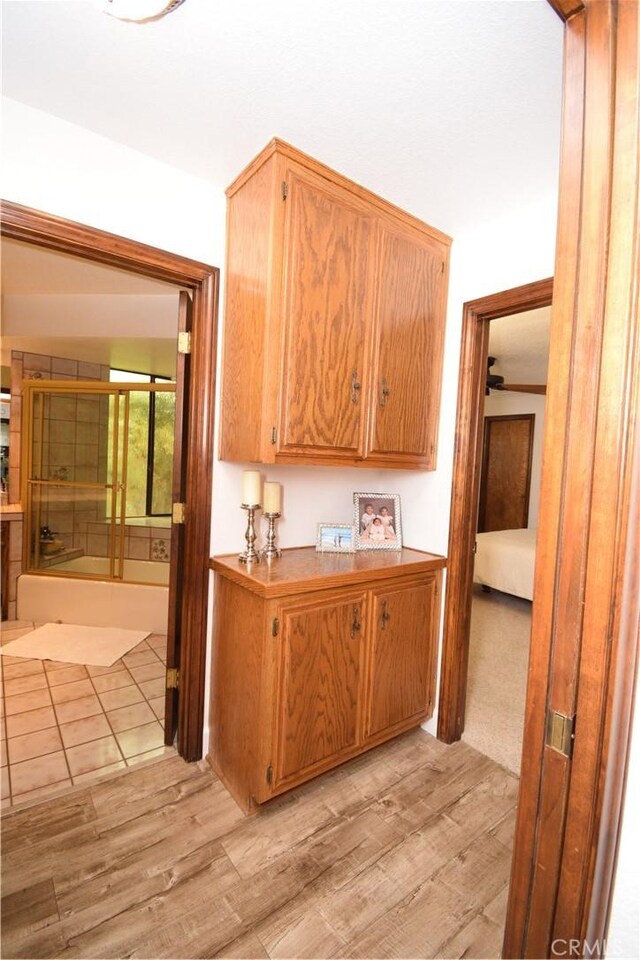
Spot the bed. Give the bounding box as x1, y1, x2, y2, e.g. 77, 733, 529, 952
474, 527, 537, 601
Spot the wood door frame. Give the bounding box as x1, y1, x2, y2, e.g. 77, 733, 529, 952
437, 277, 553, 746
477, 413, 536, 533
1, 200, 219, 762
440, 0, 639, 954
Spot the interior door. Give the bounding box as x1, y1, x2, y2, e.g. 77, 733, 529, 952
164, 290, 191, 746
274, 590, 366, 789
478, 413, 534, 532
367, 221, 447, 467
278, 164, 374, 459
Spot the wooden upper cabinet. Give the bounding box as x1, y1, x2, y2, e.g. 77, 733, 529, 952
367, 223, 448, 468
219, 139, 451, 469
278, 165, 374, 458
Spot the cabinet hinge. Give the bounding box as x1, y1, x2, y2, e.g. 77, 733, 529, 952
272, 617, 280, 637
271, 426, 277, 445
177, 331, 191, 354
545, 709, 575, 757
266, 764, 273, 785
473, 540, 478, 555
166, 667, 179, 690
281, 180, 288, 200
172, 502, 186, 524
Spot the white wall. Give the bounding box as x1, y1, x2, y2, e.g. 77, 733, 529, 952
607, 675, 640, 957
483, 391, 546, 529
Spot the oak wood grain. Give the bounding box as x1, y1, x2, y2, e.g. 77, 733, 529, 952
209, 546, 446, 600
209, 576, 269, 813
478, 414, 535, 532
278, 164, 374, 457
365, 576, 439, 740
210, 549, 445, 810
274, 590, 367, 786
505, 1, 640, 954
225, 138, 452, 250
219, 152, 278, 463
218, 140, 450, 470
368, 220, 448, 468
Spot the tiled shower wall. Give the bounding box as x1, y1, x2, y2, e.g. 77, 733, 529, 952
9, 352, 170, 572
9, 351, 110, 505
11, 352, 110, 570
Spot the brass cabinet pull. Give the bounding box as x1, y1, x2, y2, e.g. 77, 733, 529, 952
380, 377, 390, 407
351, 605, 361, 638
351, 370, 362, 404
380, 599, 391, 629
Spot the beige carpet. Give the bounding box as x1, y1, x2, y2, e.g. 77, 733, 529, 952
0, 622, 150, 666
462, 585, 531, 774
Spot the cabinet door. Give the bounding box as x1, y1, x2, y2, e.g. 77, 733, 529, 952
367, 222, 447, 468
365, 576, 439, 742
277, 165, 374, 460
273, 590, 366, 789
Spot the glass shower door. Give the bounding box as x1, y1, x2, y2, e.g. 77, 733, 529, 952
24, 383, 126, 579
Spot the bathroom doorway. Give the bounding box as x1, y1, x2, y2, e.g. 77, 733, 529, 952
1, 202, 219, 763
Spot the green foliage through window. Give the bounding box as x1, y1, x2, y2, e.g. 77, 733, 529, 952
108, 369, 174, 518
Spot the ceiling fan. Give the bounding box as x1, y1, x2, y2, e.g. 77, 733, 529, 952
485, 356, 547, 396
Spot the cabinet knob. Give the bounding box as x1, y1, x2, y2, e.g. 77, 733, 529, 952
380, 599, 391, 629
351, 370, 362, 405
380, 378, 390, 407
351, 605, 361, 638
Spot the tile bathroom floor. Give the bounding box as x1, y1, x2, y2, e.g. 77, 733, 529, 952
0, 621, 174, 807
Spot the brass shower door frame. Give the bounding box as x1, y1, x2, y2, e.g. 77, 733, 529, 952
22, 379, 176, 586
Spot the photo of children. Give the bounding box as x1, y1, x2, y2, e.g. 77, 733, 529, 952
353, 494, 402, 550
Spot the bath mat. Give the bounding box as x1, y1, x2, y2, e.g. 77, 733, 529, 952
0, 623, 150, 667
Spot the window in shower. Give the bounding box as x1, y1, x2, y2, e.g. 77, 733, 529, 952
109, 369, 174, 518
22, 379, 176, 581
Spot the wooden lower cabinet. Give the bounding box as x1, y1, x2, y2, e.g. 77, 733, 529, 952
365, 578, 440, 744
209, 547, 445, 813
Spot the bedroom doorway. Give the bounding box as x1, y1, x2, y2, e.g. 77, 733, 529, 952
437, 277, 553, 747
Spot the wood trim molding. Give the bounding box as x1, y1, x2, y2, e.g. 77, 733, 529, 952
437, 277, 553, 745
548, 0, 585, 21
505, 1, 640, 955
1, 200, 219, 762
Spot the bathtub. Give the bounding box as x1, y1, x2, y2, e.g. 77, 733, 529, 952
16, 558, 169, 633
54, 556, 170, 585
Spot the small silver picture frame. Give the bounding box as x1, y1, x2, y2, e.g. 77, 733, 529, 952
316, 523, 356, 553
354, 493, 402, 551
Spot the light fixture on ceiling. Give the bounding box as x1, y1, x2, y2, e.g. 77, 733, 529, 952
91, 0, 187, 23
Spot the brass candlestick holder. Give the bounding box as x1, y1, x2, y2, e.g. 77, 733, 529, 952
262, 512, 282, 561
239, 503, 261, 564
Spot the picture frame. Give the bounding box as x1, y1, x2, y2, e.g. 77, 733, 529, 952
316, 523, 356, 553
354, 493, 402, 550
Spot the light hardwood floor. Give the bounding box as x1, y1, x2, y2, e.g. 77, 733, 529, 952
1, 729, 517, 959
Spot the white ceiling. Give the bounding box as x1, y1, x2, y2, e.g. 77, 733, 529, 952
1, 239, 180, 376
1, 0, 563, 236
489, 306, 551, 385
1, 239, 179, 294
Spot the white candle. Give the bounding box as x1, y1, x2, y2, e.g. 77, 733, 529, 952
242, 470, 262, 506
263, 481, 282, 514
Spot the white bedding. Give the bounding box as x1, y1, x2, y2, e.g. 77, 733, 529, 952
474, 527, 537, 601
